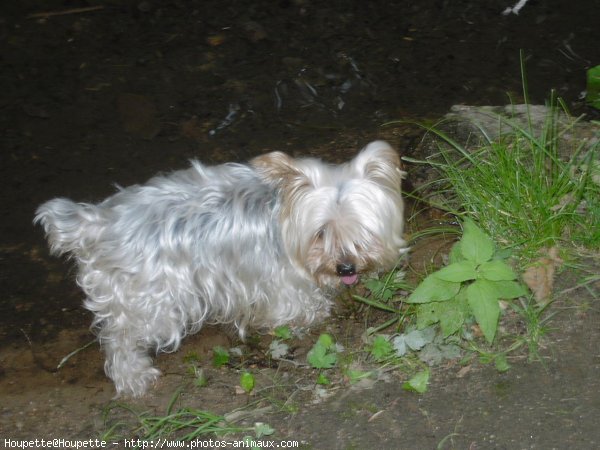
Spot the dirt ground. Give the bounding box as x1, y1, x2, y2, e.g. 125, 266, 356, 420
1, 0, 599, 448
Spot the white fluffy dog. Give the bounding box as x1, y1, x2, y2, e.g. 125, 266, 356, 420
34, 141, 407, 397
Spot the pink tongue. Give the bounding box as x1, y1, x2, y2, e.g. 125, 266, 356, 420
341, 274, 358, 285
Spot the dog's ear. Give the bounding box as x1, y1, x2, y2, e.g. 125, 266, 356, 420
352, 141, 406, 186
251, 151, 304, 185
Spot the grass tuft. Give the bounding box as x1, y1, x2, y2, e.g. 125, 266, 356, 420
405, 94, 599, 259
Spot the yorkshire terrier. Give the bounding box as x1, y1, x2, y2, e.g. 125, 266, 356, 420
34, 141, 407, 397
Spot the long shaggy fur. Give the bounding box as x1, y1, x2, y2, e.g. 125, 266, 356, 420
34, 140, 407, 397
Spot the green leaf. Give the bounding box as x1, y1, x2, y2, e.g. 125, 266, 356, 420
402, 369, 430, 393
460, 219, 495, 264
415, 295, 467, 339
316, 373, 331, 385
416, 302, 440, 329
439, 288, 470, 337
467, 279, 501, 344
364, 278, 393, 301
494, 354, 511, 372
212, 346, 230, 368
434, 260, 478, 282
370, 335, 394, 361
587, 65, 600, 109
489, 280, 529, 299
273, 325, 293, 340
448, 241, 466, 264
407, 274, 461, 303
240, 371, 255, 393
317, 333, 335, 349
307, 338, 337, 369
478, 259, 517, 281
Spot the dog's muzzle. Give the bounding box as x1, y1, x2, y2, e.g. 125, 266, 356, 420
336, 262, 358, 285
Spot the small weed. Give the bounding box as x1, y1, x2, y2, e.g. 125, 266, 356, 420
273, 325, 293, 340
509, 296, 556, 361
407, 219, 528, 344
353, 268, 413, 334
402, 368, 430, 393
212, 346, 230, 368
240, 371, 256, 394
190, 366, 208, 388
587, 65, 600, 109
362, 268, 410, 303
316, 372, 331, 385
307, 333, 338, 370
368, 335, 396, 362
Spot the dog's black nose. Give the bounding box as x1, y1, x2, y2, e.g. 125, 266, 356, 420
336, 262, 356, 276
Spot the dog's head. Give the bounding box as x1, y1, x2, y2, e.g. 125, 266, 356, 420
252, 141, 407, 287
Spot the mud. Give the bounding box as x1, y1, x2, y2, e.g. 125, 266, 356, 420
1, 0, 599, 448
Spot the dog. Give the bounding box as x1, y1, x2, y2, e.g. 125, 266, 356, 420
34, 140, 407, 397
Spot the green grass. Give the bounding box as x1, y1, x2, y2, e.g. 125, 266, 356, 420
100, 388, 276, 447
403, 93, 599, 259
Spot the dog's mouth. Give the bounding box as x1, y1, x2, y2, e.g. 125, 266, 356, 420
340, 273, 359, 286
336, 262, 359, 286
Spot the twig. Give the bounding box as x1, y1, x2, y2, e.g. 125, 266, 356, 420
28, 5, 105, 19
57, 339, 97, 370
502, 0, 530, 15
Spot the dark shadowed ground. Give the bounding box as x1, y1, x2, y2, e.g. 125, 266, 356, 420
1, 1, 599, 448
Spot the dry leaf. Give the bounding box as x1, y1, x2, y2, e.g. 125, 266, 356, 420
456, 364, 472, 378
522, 247, 563, 305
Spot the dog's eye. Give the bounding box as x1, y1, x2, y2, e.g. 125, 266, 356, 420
315, 229, 325, 240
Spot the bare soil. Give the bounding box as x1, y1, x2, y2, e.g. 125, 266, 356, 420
1, 1, 599, 448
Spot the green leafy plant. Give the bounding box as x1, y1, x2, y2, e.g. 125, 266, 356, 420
587, 65, 600, 110
273, 325, 293, 340
407, 220, 528, 344
509, 296, 556, 361
240, 371, 256, 394
353, 268, 412, 334
267, 326, 293, 360
402, 368, 430, 393
363, 269, 410, 303
307, 334, 338, 369
369, 335, 395, 362
307, 334, 339, 385
212, 346, 230, 368
190, 366, 208, 388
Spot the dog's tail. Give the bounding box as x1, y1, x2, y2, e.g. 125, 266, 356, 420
34, 198, 103, 257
